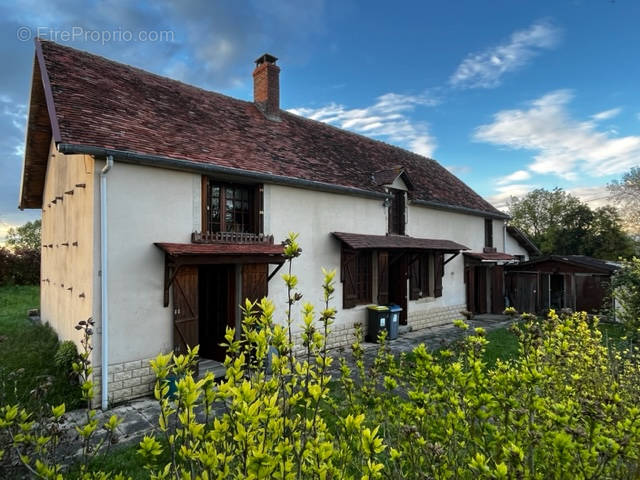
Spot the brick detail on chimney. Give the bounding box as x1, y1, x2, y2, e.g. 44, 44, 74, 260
253, 58, 280, 121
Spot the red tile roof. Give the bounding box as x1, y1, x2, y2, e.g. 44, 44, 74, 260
155, 242, 285, 258
464, 252, 515, 261
332, 232, 468, 252
23, 40, 505, 218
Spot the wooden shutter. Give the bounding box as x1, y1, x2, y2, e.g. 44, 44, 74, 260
242, 263, 268, 304
341, 246, 358, 308
173, 266, 199, 354
377, 251, 389, 304
491, 266, 505, 314
253, 184, 264, 234
465, 267, 475, 312
434, 253, 444, 298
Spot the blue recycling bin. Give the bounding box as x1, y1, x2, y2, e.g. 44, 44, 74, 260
366, 305, 389, 343
387, 304, 402, 340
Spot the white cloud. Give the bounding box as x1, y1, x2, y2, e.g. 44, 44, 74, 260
474, 90, 640, 180
496, 169, 531, 185
485, 184, 537, 210
450, 20, 560, 89
445, 165, 472, 175
591, 107, 621, 121
567, 185, 613, 209
289, 93, 438, 157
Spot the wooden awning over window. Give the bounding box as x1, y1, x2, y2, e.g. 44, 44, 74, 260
464, 252, 514, 262
332, 232, 468, 253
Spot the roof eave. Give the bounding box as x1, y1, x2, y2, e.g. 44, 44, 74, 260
410, 198, 509, 220
57, 143, 389, 201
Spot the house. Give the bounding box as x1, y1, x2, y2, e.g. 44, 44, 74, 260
505, 255, 619, 315
19, 39, 522, 407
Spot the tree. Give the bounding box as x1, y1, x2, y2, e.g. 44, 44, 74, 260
508, 188, 635, 259
608, 167, 640, 236
6, 219, 41, 251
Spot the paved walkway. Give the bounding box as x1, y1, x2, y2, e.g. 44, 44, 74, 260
57, 315, 514, 460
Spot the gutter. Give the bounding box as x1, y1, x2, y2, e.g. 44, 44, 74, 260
99, 155, 114, 410
57, 144, 388, 201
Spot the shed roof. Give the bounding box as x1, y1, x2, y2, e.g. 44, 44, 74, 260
20, 39, 507, 221
464, 252, 515, 261
506, 255, 620, 274
332, 232, 468, 252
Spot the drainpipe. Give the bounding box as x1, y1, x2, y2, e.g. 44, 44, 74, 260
503, 223, 507, 253
100, 155, 114, 410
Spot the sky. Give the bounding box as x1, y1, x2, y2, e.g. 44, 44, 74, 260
1, 0, 639, 241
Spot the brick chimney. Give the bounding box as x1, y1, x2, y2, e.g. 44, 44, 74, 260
253, 53, 280, 120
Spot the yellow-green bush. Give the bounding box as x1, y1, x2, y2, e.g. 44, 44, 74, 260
1, 233, 640, 479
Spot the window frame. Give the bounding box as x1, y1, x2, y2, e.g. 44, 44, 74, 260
388, 189, 406, 235
202, 178, 258, 234
484, 218, 493, 248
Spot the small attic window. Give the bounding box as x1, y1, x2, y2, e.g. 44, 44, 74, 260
388, 189, 406, 235
484, 218, 493, 248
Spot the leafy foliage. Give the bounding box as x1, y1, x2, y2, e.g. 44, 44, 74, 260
54, 341, 79, 377
609, 167, 640, 237
507, 187, 635, 259
6, 220, 41, 251
611, 257, 640, 339
1, 234, 640, 479
0, 246, 40, 285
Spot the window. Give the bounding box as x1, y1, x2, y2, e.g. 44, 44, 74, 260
204, 180, 257, 233
388, 189, 406, 235
484, 218, 493, 248
341, 248, 372, 308
409, 252, 444, 300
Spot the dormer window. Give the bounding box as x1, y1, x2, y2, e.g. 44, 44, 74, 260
388, 189, 406, 235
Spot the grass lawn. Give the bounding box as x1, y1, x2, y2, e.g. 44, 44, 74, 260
0, 285, 81, 410
67, 443, 154, 480
482, 319, 628, 367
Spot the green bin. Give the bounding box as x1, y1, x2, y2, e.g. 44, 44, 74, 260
366, 305, 390, 343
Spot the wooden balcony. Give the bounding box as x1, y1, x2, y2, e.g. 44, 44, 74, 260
191, 231, 274, 244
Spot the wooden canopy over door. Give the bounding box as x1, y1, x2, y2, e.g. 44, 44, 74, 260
172, 265, 199, 355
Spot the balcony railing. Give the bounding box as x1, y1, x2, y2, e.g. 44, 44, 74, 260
191, 231, 274, 244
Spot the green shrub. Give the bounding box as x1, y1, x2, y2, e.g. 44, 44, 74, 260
612, 257, 640, 339
1, 234, 640, 479
54, 340, 79, 377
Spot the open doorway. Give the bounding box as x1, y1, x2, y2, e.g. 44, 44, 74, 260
198, 265, 236, 362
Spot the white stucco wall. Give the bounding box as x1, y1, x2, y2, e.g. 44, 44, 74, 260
406, 206, 505, 319
505, 231, 530, 260
98, 161, 198, 366
264, 184, 387, 335
266, 184, 506, 334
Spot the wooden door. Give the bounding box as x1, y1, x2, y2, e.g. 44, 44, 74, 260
491, 266, 505, 314
466, 267, 475, 312
242, 263, 268, 305
377, 251, 389, 305
389, 254, 408, 325
474, 266, 487, 314
199, 265, 236, 362
173, 266, 199, 355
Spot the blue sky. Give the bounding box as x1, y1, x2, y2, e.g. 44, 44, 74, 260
1, 0, 639, 240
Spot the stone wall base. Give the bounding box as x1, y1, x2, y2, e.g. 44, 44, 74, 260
92, 357, 156, 407
406, 303, 466, 331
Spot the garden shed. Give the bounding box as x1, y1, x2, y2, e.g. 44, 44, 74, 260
505, 255, 619, 315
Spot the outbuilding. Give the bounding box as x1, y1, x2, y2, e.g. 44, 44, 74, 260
505, 255, 619, 315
